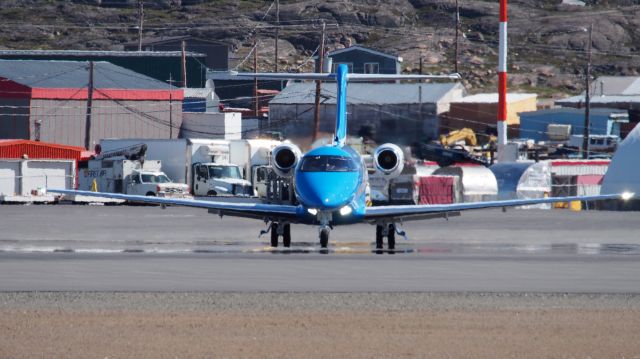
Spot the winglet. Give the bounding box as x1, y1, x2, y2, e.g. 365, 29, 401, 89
334, 64, 348, 147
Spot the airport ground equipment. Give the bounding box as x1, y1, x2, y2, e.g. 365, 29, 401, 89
439, 128, 478, 147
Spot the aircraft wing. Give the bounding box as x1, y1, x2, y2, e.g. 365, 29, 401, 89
364, 193, 631, 222
47, 189, 301, 221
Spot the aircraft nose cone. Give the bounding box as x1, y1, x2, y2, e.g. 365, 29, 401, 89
296, 172, 358, 210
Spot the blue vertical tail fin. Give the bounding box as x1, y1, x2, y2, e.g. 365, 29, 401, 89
333, 64, 348, 147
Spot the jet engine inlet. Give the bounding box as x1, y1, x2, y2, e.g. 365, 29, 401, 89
374, 143, 404, 176
272, 143, 301, 177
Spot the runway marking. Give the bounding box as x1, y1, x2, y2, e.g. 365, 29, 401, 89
2, 243, 640, 256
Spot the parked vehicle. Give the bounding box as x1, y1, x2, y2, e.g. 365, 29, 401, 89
79, 158, 190, 198
98, 138, 286, 198
229, 139, 282, 198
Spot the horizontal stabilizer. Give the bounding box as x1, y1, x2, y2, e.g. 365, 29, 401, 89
227, 71, 460, 82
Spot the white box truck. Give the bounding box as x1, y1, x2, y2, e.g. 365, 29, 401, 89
229, 139, 282, 198
99, 138, 280, 197
79, 159, 190, 197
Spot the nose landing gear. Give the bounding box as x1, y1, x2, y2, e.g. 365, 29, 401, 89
319, 226, 330, 248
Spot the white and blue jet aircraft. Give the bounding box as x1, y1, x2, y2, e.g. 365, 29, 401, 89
49, 65, 633, 250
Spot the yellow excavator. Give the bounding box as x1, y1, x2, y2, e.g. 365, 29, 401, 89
418, 128, 495, 167
439, 128, 478, 147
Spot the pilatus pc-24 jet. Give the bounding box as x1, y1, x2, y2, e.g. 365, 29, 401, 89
49, 65, 634, 250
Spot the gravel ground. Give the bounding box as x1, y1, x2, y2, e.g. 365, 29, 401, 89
1, 292, 640, 358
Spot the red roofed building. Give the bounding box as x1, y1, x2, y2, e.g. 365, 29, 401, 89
0, 139, 92, 161
0, 60, 183, 148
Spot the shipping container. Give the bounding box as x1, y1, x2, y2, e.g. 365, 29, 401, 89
419, 175, 459, 205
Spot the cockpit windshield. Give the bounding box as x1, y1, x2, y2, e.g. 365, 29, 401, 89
300, 155, 358, 172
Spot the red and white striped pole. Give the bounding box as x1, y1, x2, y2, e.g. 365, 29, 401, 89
497, 0, 508, 160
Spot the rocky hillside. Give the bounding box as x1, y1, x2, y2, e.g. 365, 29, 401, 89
1, 0, 639, 98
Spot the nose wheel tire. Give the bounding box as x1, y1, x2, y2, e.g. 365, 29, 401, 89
282, 224, 291, 248
270, 223, 279, 247
319, 228, 330, 248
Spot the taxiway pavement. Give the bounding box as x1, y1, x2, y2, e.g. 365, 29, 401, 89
0, 204, 639, 292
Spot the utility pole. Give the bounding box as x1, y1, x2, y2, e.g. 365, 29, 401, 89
137, 0, 144, 51
582, 24, 593, 159
84, 61, 94, 150
181, 40, 187, 88
454, 0, 460, 74
274, 0, 279, 72
253, 35, 259, 117
312, 21, 326, 143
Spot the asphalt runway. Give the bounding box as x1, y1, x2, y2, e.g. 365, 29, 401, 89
1, 204, 639, 292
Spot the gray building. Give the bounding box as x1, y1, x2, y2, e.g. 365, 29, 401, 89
124, 36, 229, 71
519, 108, 628, 142
0, 60, 183, 149
268, 82, 465, 145
555, 76, 640, 138
315, 45, 402, 74
0, 49, 208, 88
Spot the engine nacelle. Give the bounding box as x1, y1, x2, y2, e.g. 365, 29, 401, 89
271, 143, 302, 178
374, 143, 404, 177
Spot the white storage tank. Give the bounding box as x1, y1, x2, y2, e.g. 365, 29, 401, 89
490, 161, 551, 209
433, 165, 498, 202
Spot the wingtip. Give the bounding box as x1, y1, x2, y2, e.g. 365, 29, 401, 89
621, 192, 635, 201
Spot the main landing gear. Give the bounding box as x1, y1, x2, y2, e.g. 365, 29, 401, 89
264, 222, 291, 248
376, 223, 397, 251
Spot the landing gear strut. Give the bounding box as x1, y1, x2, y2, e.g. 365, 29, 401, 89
268, 222, 291, 248
375, 224, 396, 251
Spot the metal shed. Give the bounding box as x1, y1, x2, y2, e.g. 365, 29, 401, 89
268, 82, 465, 145
0, 159, 75, 202
0, 60, 183, 148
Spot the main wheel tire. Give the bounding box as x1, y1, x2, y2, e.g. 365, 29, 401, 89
146, 192, 156, 196
207, 190, 217, 196
375, 225, 384, 249
283, 224, 291, 248
270, 223, 279, 248
388, 224, 396, 250
319, 228, 329, 248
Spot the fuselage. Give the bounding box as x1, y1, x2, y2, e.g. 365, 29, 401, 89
294, 145, 367, 224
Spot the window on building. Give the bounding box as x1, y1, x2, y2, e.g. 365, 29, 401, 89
332, 62, 353, 73
364, 63, 379, 74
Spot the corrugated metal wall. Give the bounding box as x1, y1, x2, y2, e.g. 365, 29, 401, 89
0, 141, 84, 160
268, 103, 438, 144
0, 98, 30, 139
29, 99, 183, 148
